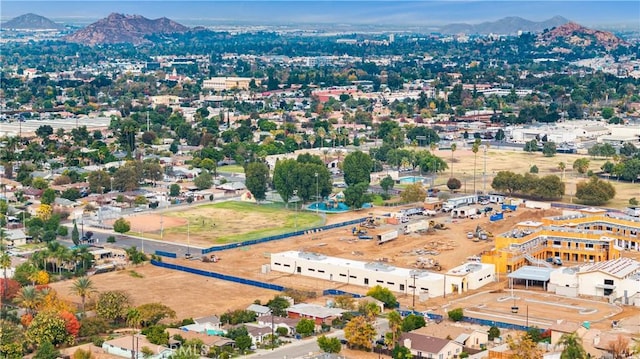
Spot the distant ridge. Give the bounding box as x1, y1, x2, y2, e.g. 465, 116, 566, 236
64, 13, 189, 45
438, 16, 570, 35
2, 13, 63, 30
538, 22, 628, 50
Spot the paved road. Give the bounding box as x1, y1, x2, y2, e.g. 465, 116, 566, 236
246, 318, 389, 359
60, 227, 202, 258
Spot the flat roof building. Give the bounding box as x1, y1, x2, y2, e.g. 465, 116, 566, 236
270, 251, 494, 299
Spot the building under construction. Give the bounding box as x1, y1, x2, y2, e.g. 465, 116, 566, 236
482, 207, 640, 274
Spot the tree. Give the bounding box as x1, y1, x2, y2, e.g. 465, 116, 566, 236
607, 335, 630, 359
0, 320, 24, 358
143, 325, 169, 345
447, 177, 461, 191
95, 290, 131, 324
272, 159, 298, 205
379, 175, 395, 195
33, 341, 60, 359
169, 183, 181, 197
529, 165, 539, 173
401, 314, 426, 332
558, 333, 587, 359
266, 296, 291, 317
523, 139, 538, 153
450, 143, 457, 177
572, 158, 590, 176
344, 182, 371, 209
317, 335, 341, 353
575, 177, 616, 205
386, 310, 403, 348
245, 162, 269, 202
87, 170, 111, 194
13, 285, 42, 315
296, 318, 315, 337
193, 170, 213, 190
400, 183, 426, 203
393, 345, 413, 359
506, 333, 543, 359
601, 107, 614, 119
542, 142, 557, 157
70, 277, 96, 318
113, 218, 131, 235
447, 308, 463, 322
488, 326, 501, 340
136, 303, 176, 327
343, 151, 373, 187
26, 311, 74, 346
472, 139, 481, 193
558, 162, 566, 180
125, 246, 148, 264
71, 221, 80, 246
366, 285, 397, 308
344, 315, 376, 350
40, 189, 55, 205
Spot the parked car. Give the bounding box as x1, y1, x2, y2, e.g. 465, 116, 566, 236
82, 231, 94, 242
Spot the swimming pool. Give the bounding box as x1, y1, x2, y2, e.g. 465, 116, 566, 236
306, 202, 372, 213
398, 176, 426, 184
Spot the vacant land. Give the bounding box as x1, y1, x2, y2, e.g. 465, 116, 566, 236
431, 147, 635, 209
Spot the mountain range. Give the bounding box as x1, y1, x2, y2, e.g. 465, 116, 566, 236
1, 13, 63, 30
438, 16, 570, 35
63, 13, 189, 45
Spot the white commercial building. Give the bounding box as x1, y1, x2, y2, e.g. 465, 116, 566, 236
202, 77, 259, 91
270, 251, 494, 299
548, 258, 640, 306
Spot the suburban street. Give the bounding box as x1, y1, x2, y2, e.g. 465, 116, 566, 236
247, 318, 388, 359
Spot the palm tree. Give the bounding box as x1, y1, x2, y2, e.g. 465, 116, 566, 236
316, 127, 326, 148
13, 285, 41, 315
385, 310, 403, 348
558, 332, 587, 359
558, 162, 566, 180
450, 143, 457, 178
71, 277, 97, 317
472, 139, 481, 194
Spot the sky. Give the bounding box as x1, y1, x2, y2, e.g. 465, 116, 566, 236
1, 1, 639, 28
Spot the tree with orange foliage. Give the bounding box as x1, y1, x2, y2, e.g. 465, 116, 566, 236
59, 311, 80, 339
21, 313, 34, 327
0, 278, 20, 300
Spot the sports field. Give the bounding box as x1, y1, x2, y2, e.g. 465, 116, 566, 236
127, 202, 325, 246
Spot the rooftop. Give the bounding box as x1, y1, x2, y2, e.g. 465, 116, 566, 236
287, 303, 347, 319
507, 266, 554, 282
278, 250, 445, 279
580, 258, 640, 279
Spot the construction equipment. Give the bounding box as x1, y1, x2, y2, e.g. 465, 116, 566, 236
415, 257, 442, 271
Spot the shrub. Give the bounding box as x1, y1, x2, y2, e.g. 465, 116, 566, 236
447, 308, 463, 322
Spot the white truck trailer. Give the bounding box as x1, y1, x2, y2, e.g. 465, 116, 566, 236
377, 230, 399, 245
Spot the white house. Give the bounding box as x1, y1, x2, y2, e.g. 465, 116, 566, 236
270, 251, 495, 299
4, 229, 28, 247
102, 335, 173, 359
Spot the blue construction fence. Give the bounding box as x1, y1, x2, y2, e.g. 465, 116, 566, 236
396, 310, 542, 332
150, 259, 285, 292
155, 250, 177, 258
201, 217, 369, 254
322, 289, 364, 298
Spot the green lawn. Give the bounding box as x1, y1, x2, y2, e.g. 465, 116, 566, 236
216, 164, 245, 173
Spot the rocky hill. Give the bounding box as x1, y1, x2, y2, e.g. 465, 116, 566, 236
64, 13, 189, 45
438, 16, 569, 35
537, 22, 628, 50
2, 13, 63, 30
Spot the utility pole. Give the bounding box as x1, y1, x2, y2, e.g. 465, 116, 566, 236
146, 111, 150, 132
